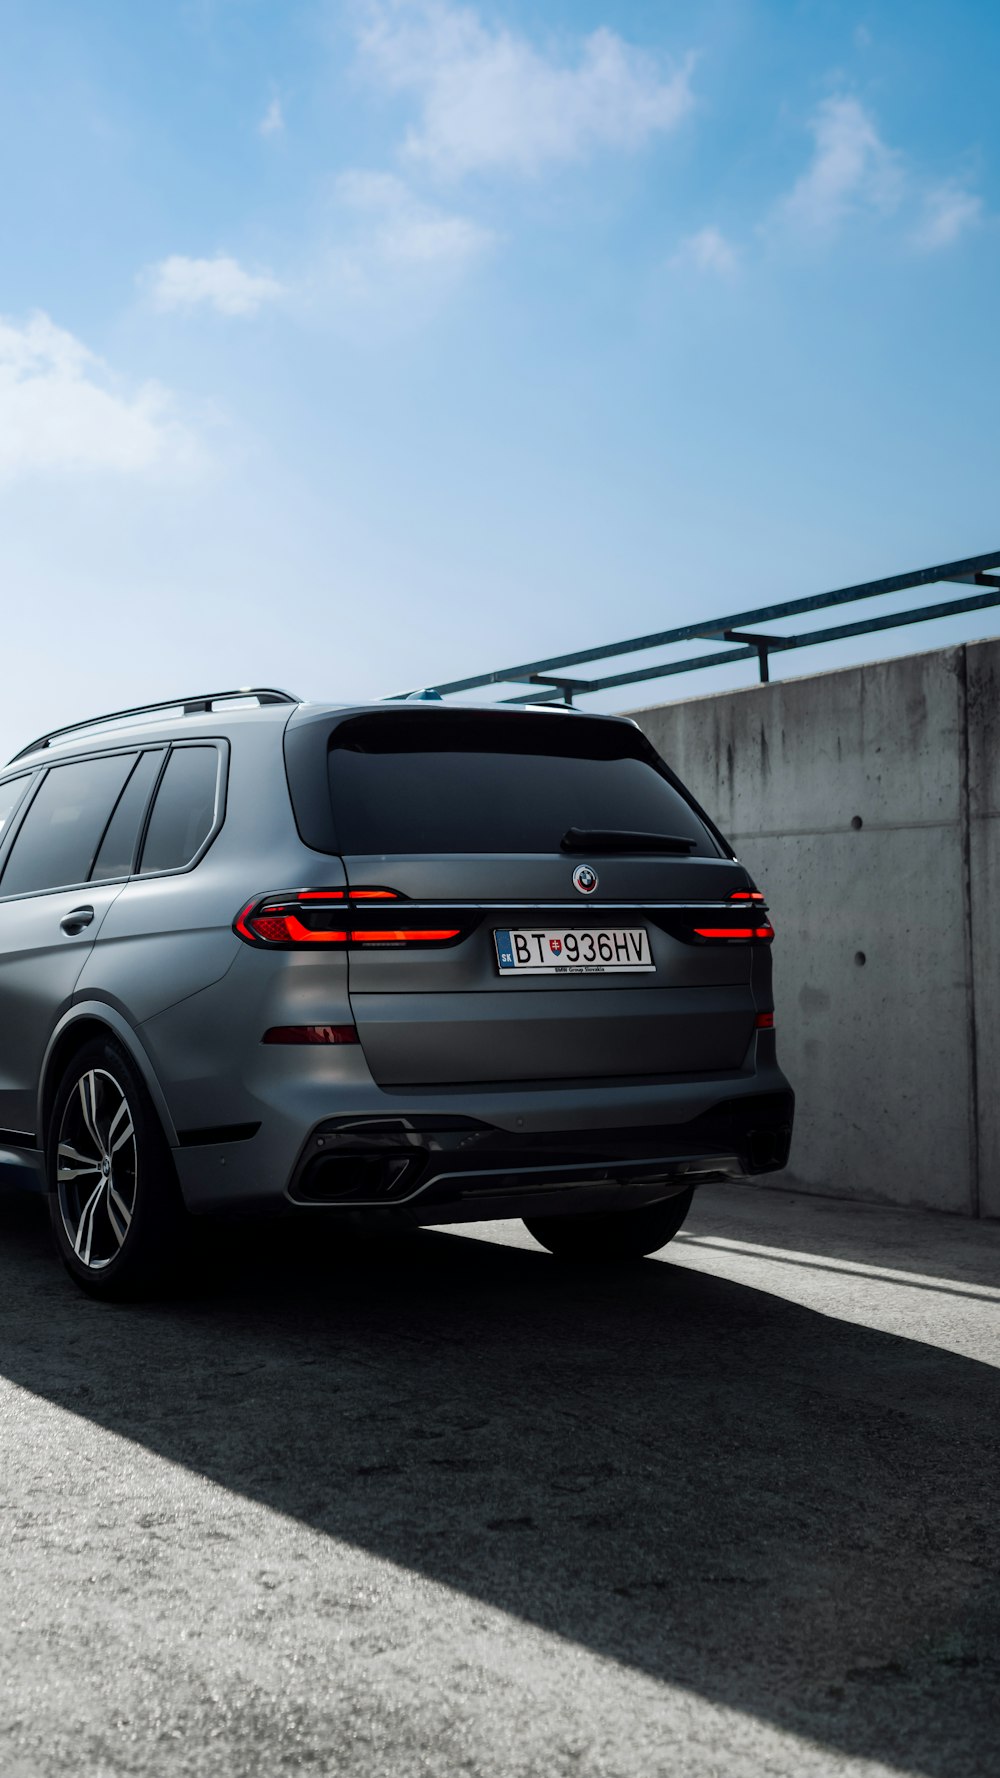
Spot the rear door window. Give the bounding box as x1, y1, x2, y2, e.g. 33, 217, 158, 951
327, 712, 716, 855
138, 745, 221, 874
90, 749, 165, 882
0, 753, 137, 896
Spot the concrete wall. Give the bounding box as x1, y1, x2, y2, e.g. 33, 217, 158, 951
632, 637, 1000, 1218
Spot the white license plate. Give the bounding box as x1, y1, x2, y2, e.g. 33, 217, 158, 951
494, 927, 654, 975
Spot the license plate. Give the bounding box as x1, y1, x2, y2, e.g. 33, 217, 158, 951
494, 927, 654, 975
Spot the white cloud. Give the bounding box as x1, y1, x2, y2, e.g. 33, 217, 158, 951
774, 96, 986, 254
147, 254, 286, 316
259, 97, 285, 138
356, 0, 695, 177
911, 181, 982, 251
778, 95, 903, 235
0, 312, 199, 481
143, 186, 489, 343
672, 225, 738, 275
335, 169, 493, 266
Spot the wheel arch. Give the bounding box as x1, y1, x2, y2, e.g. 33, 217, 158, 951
38, 1005, 179, 1164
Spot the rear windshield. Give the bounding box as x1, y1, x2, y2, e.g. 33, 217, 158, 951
326, 712, 717, 856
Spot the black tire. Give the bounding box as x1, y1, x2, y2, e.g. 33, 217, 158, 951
523, 1187, 695, 1261
46, 1035, 189, 1299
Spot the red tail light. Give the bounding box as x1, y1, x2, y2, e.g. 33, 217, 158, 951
235, 890, 467, 949
693, 888, 769, 940
693, 924, 773, 942
690, 931, 775, 945
754, 1011, 775, 1029
262, 1025, 359, 1044
350, 928, 461, 943
234, 898, 349, 945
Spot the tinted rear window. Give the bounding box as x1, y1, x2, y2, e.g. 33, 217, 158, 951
327, 713, 716, 855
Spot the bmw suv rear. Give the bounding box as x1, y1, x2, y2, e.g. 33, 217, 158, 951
0, 690, 793, 1297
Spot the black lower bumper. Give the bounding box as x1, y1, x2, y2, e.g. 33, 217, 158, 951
286, 1092, 794, 1212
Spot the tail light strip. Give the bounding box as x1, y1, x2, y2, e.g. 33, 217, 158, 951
293, 887, 398, 901
696, 885, 772, 943
235, 888, 774, 949
352, 929, 461, 943
693, 924, 774, 942
235, 889, 466, 949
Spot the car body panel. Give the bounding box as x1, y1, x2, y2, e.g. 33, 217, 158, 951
0, 883, 124, 1132
348, 984, 756, 1085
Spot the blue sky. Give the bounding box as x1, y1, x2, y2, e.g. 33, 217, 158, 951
0, 0, 997, 759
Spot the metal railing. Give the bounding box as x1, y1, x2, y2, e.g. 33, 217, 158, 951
397, 549, 1000, 705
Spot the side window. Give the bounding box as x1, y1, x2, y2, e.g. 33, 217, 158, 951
0, 775, 32, 846
0, 754, 137, 897
90, 750, 165, 883
139, 746, 221, 875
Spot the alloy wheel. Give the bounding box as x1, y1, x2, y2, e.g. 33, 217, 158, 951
56, 1068, 138, 1271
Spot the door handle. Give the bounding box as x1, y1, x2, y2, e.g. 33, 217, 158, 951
59, 906, 95, 936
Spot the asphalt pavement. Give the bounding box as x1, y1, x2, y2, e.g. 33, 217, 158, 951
1, 1180, 998, 1778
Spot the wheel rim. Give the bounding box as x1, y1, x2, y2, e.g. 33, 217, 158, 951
56, 1069, 138, 1271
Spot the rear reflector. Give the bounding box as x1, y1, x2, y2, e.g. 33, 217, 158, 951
262, 1025, 359, 1045
755, 1012, 775, 1029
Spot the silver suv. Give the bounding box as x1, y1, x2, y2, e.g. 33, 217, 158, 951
0, 688, 793, 1297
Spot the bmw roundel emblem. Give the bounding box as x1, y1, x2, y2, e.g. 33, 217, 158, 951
573, 863, 599, 895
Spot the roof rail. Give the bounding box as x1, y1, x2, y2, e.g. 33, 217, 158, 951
9, 687, 300, 764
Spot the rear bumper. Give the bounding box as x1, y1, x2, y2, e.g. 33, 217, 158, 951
171, 1032, 793, 1218
286, 1090, 792, 1223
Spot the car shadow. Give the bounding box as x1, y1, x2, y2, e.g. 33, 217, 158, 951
1, 1192, 998, 1776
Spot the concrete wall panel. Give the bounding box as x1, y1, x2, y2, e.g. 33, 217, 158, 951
633, 639, 993, 1216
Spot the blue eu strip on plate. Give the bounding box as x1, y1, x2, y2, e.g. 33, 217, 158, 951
495, 930, 515, 969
